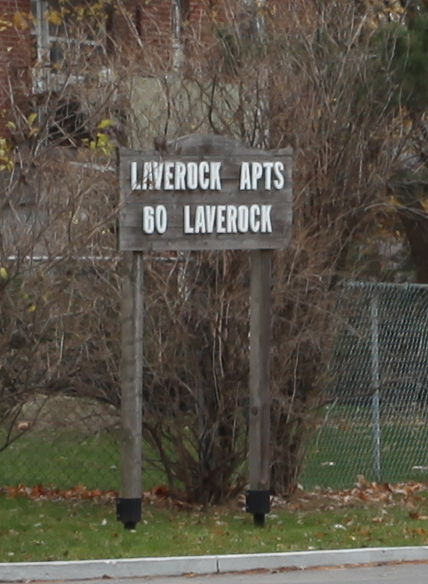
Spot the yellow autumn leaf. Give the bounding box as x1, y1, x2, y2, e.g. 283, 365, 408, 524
46, 9, 62, 25
96, 132, 114, 155
12, 11, 28, 29
27, 113, 38, 127
97, 119, 114, 129
96, 132, 110, 144
27, 304, 36, 313
0, 267, 8, 279
389, 196, 401, 207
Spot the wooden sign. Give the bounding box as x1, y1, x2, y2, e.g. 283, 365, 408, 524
117, 135, 293, 530
118, 147, 292, 251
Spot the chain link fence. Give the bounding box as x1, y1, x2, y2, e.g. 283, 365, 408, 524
0, 395, 121, 491
2, 280, 428, 492
301, 282, 428, 489
0, 256, 163, 493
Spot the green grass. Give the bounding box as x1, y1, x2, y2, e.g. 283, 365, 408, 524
2, 494, 428, 562
3, 404, 428, 494
1, 430, 121, 491
3, 406, 428, 564
0, 430, 165, 492
300, 406, 428, 489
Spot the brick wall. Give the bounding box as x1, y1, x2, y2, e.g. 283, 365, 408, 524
0, 0, 296, 125
0, 0, 31, 118
110, 0, 222, 71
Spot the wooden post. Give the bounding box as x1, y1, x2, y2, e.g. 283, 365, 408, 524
116, 251, 143, 529
247, 249, 272, 527
118, 138, 292, 530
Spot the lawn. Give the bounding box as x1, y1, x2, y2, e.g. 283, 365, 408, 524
3, 407, 428, 494
300, 404, 428, 489
3, 403, 428, 564
0, 429, 165, 492
2, 490, 428, 563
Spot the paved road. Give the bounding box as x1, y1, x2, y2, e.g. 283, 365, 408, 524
44, 563, 428, 584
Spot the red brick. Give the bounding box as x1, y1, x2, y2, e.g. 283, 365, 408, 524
0, 0, 295, 122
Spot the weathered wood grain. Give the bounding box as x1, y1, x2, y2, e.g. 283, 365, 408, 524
119, 251, 143, 500
118, 148, 292, 251
249, 249, 272, 493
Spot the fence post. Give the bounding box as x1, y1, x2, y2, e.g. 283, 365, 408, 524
370, 290, 381, 482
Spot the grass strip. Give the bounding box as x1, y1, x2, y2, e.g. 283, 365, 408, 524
2, 493, 428, 563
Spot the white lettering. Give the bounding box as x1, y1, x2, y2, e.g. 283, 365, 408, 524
263, 162, 274, 190
151, 161, 162, 190
143, 206, 155, 233
131, 162, 141, 190
251, 162, 264, 190
249, 205, 261, 232
132, 161, 224, 191
181, 204, 274, 234
217, 205, 227, 233
156, 205, 168, 233
164, 162, 174, 190
199, 162, 210, 190
194, 205, 206, 233
174, 161, 186, 190
237, 206, 249, 233
187, 162, 198, 190
142, 161, 152, 189
273, 161, 285, 190
143, 205, 168, 233
210, 162, 222, 190
151, 162, 162, 190
261, 205, 272, 232
226, 205, 238, 233
183, 206, 194, 233
239, 162, 251, 190
206, 206, 216, 233
238, 160, 285, 190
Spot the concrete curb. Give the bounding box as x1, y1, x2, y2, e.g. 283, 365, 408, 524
1, 547, 428, 582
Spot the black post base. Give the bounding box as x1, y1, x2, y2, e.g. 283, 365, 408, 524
245, 490, 270, 527
253, 513, 265, 527
116, 497, 142, 530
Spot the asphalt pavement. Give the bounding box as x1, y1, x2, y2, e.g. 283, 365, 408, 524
2, 548, 428, 583
2, 563, 428, 584
3, 547, 428, 582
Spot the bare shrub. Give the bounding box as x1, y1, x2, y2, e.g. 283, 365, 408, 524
1, 0, 426, 501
